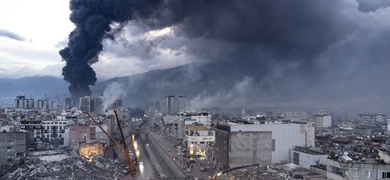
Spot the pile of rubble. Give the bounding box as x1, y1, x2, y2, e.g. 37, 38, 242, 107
1, 152, 130, 180
215, 164, 293, 180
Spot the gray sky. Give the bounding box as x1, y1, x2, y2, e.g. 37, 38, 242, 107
1, 0, 389, 89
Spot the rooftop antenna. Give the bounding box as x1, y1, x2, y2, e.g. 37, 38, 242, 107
85, 110, 136, 179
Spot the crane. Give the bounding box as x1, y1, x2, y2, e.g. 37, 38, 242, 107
85, 110, 136, 179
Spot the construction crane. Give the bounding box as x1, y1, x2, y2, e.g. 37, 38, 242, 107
85, 111, 136, 179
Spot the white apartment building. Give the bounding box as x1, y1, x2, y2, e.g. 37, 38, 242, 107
42, 119, 71, 148
314, 114, 332, 128
179, 112, 211, 127
186, 130, 215, 148
359, 113, 386, 123
214, 121, 315, 168
176, 112, 212, 141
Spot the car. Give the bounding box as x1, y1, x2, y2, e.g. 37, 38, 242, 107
177, 152, 181, 156
199, 166, 208, 172
167, 149, 170, 152
186, 168, 191, 173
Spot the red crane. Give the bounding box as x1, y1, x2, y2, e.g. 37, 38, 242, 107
86, 110, 136, 179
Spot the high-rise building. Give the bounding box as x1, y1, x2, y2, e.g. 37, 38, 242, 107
110, 97, 123, 110
65, 97, 75, 109
177, 96, 188, 113
145, 100, 161, 116
79, 96, 91, 112
15, 95, 33, 109
165, 95, 176, 115
90, 96, 104, 114
37, 99, 50, 112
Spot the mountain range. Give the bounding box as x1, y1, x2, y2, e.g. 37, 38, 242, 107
1, 63, 390, 113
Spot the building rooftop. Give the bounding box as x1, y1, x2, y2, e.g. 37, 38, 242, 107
293, 146, 326, 155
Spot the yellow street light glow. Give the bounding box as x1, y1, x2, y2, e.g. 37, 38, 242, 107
134, 141, 138, 150
136, 150, 140, 158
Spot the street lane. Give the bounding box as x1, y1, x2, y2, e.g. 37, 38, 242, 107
149, 131, 215, 180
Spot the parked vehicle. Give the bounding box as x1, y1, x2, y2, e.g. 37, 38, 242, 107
199, 166, 208, 172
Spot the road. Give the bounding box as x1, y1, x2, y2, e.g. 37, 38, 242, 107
149, 131, 215, 180
122, 118, 215, 180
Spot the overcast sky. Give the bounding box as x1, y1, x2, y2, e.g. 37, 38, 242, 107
0, 0, 71, 78
1, 0, 390, 87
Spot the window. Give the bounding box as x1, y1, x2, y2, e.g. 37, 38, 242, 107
378, 171, 390, 179
352, 169, 360, 177
366, 170, 372, 178
293, 152, 299, 165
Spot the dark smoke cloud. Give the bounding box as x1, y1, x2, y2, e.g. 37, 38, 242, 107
146, 0, 389, 103
0, 29, 25, 41
63, 0, 390, 110
60, 0, 162, 99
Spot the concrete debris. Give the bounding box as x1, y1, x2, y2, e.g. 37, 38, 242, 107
216, 164, 294, 180
1, 151, 131, 180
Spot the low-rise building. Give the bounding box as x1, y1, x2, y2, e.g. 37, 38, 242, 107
326, 147, 390, 180
0, 132, 27, 165
314, 114, 332, 128
291, 146, 328, 169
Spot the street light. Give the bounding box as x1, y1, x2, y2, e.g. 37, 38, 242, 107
134, 141, 138, 150
136, 150, 140, 158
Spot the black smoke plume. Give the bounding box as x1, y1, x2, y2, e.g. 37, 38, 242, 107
61, 0, 390, 110
60, 0, 161, 100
